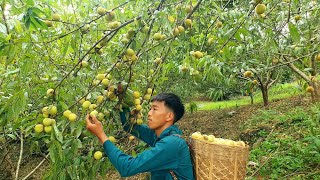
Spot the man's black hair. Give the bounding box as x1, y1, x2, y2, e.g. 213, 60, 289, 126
151, 93, 185, 123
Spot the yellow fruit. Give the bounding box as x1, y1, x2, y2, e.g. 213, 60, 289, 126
181, 66, 188, 72
133, 91, 140, 98
43, 118, 52, 126
43, 114, 49, 118
96, 74, 105, 81
96, 95, 104, 104
173, 28, 180, 36
81, 61, 88, 68
131, 55, 138, 62
45, 20, 53, 27
94, 151, 103, 160
109, 136, 116, 143
109, 21, 121, 29
168, 15, 175, 23
193, 51, 203, 59
142, 26, 150, 33
134, 98, 141, 105
46, 89, 54, 96
52, 13, 61, 21
161, 34, 167, 40
306, 86, 314, 93
63, 110, 71, 118
79, 98, 86, 104
236, 141, 246, 147
244, 71, 253, 78
178, 26, 185, 33
149, 69, 155, 74
315, 54, 320, 61
185, 5, 192, 13
253, 80, 258, 85
144, 94, 151, 100
294, 15, 301, 21
208, 38, 214, 45
216, 21, 223, 28
82, 101, 91, 109
104, 110, 110, 117
44, 126, 52, 133
42, 107, 49, 115
68, 113, 77, 121
98, 112, 105, 120
105, 11, 116, 21
34, 124, 44, 133
255, 4, 266, 15
90, 110, 99, 117
129, 136, 135, 141
101, 78, 109, 86
97, 7, 106, 15
107, 74, 112, 79
136, 104, 142, 111
48, 106, 57, 115
191, 132, 204, 140
184, 19, 192, 27
208, 135, 215, 142
147, 88, 153, 94
51, 119, 56, 125
89, 104, 97, 110
126, 48, 135, 56
137, 118, 143, 125
153, 33, 162, 41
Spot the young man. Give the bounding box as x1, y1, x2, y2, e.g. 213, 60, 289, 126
86, 93, 194, 179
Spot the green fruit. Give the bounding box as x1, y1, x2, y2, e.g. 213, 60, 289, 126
184, 19, 192, 27
216, 21, 222, 28
44, 126, 52, 133
173, 28, 180, 36
96, 74, 105, 81
98, 113, 105, 120
49, 106, 57, 115
34, 124, 44, 133
45, 20, 53, 27
89, 104, 97, 110
97, 7, 106, 15
142, 26, 150, 33
46, 89, 54, 96
68, 113, 77, 121
81, 61, 88, 68
101, 78, 109, 86
52, 13, 61, 21
126, 48, 135, 56
153, 33, 162, 41
82, 101, 91, 109
255, 4, 266, 15
96, 95, 104, 104
43, 118, 52, 126
105, 11, 115, 21
137, 119, 143, 125
42, 107, 49, 115
94, 151, 103, 160
90, 110, 99, 117
178, 26, 185, 33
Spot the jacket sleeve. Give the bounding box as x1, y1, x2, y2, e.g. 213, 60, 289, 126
103, 137, 180, 177
119, 108, 156, 146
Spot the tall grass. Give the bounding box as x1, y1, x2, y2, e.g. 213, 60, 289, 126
196, 82, 303, 111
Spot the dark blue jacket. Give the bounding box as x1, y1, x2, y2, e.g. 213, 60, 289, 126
102, 109, 194, 179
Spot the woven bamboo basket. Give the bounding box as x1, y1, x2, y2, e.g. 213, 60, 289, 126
190, 138, 249, 180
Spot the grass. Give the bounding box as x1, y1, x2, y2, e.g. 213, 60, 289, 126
196, 82, 304, 111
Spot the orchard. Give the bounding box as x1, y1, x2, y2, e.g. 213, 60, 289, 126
0, 0, 319, 179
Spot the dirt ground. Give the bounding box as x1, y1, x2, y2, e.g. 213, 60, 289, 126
0, 95, 311, 180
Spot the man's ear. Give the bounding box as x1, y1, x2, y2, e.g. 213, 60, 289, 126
166, 112, 174, 122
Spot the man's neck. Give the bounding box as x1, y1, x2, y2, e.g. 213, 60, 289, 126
155, 123, 172, 137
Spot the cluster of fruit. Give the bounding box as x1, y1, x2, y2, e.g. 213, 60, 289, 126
191, 132, 246, 147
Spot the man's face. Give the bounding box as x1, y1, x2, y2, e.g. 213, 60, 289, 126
147, 101, 173, 130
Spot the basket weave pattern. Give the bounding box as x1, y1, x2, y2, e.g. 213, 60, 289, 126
190, 139, 249, 180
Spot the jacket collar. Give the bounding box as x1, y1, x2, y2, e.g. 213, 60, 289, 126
158, 125, 182, 139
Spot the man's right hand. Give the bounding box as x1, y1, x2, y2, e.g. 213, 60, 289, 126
85, 114, 108, 144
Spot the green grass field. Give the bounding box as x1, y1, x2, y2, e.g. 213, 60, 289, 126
196, 82, 304, 111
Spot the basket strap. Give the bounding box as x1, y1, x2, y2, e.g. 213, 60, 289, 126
169, 170, 178, 180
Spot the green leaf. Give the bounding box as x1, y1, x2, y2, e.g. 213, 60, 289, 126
288, 22, 300, 43
53, 125, 63, 143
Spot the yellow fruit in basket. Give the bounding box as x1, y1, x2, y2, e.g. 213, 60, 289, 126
208, 135, 215, 142
226, 140, 236, 146
236, 141, 246, 147
191, 132, 204, 140
203, 135, 209, 140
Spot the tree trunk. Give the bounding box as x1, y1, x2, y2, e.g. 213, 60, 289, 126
261, 85, 269, 106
